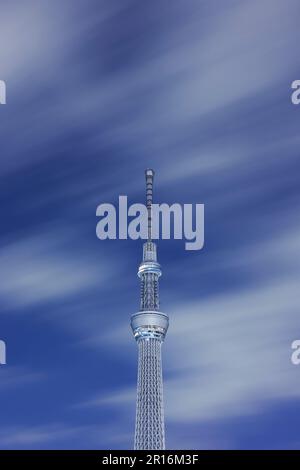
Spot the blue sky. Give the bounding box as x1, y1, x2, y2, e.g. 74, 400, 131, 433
0, 0, 300, 449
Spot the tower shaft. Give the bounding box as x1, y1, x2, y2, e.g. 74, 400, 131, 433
134, 338, 165, 450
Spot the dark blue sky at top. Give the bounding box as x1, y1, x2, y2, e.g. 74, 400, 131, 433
0, 0, 300, 449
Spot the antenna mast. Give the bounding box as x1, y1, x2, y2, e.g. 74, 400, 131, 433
145, 168, 154, 241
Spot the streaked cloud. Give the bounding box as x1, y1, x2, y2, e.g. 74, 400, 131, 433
0, 367, 44, 390
0, 233, 105, 309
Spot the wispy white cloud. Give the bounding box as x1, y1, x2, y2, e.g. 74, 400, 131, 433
0, 423, 90, 447
0, 366, 44, 390
155, 0, 298, 121
0, 232, 109, 310
75, 387, 136, 409
0, 2, 69, 82
0, 422, 133, 449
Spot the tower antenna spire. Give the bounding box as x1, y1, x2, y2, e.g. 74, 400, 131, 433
145, 168, 154, 241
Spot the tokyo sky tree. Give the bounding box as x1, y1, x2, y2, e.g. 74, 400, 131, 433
131, 169, 169, 450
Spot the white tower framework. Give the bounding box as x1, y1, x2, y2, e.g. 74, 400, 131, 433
131, 169, 169, 450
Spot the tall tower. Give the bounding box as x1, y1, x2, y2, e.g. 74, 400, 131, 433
131, 169, 169, 450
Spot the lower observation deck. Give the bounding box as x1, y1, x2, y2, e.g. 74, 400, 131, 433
131, 310, 169, 341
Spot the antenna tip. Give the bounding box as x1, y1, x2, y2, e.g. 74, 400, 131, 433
145, 168, 155, 177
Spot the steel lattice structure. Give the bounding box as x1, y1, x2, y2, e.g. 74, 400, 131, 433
131, 169, 169, 450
